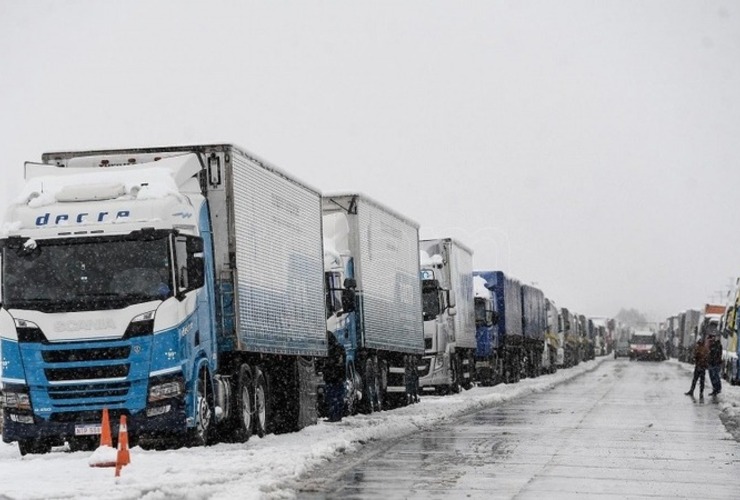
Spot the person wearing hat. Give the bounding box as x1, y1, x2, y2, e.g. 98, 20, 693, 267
685, 337, 709, 398
707, 327, 723, 396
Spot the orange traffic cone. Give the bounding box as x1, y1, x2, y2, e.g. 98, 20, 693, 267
114, 415, 130, 477
88, 408, 116, 468
99, 407, 112, 448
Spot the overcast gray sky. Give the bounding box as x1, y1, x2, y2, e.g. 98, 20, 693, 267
1, 1, 739, 321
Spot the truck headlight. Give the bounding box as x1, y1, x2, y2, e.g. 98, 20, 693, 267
9, 413, 35, 424
124, 310, 156, 338
14, 318, 46, 343
148, 380, 184, 402
2, 391, 31, 410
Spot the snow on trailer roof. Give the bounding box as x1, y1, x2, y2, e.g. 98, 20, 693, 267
16, 154, 200, 208
419, 236, 474, 256
419, 250, 444, 268
42, 143, 323, 198
322, 192, 420, 229
473, 275, 492, 298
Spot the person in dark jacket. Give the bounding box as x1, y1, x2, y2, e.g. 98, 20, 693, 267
323, 333, 346, 422
685, 338, 709, 398
707, 331, 723, 396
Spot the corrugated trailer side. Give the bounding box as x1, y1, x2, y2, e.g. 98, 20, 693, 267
449, 240, 476, 350
521, 285, 546, 341
228, 148, 327, 356
684, 309, 701, 347
352, 195, 423, 354
32, 143, 328, 445
499, 272, 524, 338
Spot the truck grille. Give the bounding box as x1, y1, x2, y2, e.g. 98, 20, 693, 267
45, 364, 130, 382
42, 346, 130, 363
47, 382, 131, 401
50, 408, 130, 423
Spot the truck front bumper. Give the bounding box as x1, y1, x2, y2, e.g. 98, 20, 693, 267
418, 354, 452, 390
2, 398, 187, 444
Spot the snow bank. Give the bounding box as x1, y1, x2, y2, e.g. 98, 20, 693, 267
670, 358, 740, 432
0, 357, 617, 500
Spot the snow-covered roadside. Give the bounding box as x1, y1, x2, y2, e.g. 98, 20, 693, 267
0, 358, 609, 500
669, 358, 740, 440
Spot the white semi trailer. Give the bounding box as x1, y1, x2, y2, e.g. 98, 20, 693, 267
1, 145, 327, 454
418, 238, 475, 393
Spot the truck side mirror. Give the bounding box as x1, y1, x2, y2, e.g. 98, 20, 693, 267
190, 255, 205, 289
490, 311, 499, 326
448, 306, 457, 316
341, 288, 356, 313
447, 289, 456, 309
188, 237, 204, 253
341, 277, 357, 313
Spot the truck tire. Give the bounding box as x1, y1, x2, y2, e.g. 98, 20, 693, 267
461, 351, 474, 390
233, 364, 253, 442
343, 363, 360, 416
18, 439, 52, 456
67, 436, 97, 452
375, 358, 387, 411
253, 369, 270, 437
188, 368, 214, 447
450, 355, 462, 394
359, 357, 377, 414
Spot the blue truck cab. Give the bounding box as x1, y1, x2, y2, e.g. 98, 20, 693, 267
2, 145, 328, 455
1, 154, 216, 454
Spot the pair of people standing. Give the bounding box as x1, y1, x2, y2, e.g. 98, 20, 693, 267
685, 332, 722, 398
707, 332, 723, 396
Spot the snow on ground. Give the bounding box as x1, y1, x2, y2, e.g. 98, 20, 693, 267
1, 357, 737, 500
670, 358, 740, 441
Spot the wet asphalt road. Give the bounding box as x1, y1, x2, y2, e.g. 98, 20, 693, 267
299, 359, 739, 499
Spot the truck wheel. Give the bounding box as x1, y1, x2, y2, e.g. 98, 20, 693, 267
188, 369, 214, 447
344, 366, 360, 416
375, 358, 386, 411
18, 439, 51, 456
67, 436, 97, 452
234, 364, 253, 442
253, 369, 270, 437
495, 354, 504, 385
359, 358, 377, 414
450, 356, 462, 394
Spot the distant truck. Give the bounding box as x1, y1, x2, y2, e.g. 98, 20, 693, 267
473, 275, 498, 384
1, 145, 328, 454
699, 304, 725, 339
473, 271, 523, 384
418, 239, 475, 393
321, 194, 423, 412
543, 298, 562, 373
560, 308, 580, 367
520, 285, 546, 377
721, 287, 739, 384
678, 309, 702, 362
613, 327, 631, 358
629, 331, 664, 361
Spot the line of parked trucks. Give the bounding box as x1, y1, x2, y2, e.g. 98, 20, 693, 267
661, 282, 740, 384
0, 144, 612, 455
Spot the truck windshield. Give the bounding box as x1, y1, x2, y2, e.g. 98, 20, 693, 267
422, 280, 440, 321
631, 335, 654, 345
474, 297, 488, 326
2, 235, 172, 313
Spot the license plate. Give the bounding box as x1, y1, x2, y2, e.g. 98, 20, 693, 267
74, 423, 102, 436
